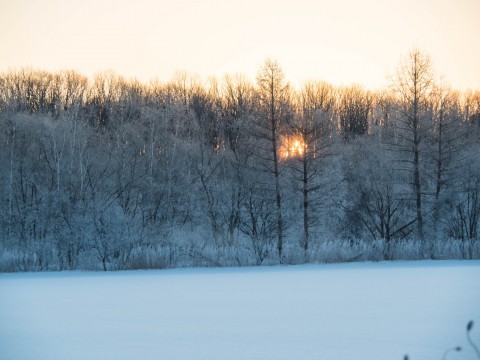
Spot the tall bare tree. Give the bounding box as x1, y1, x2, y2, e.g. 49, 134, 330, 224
391, 49, 435, 251
291, 81, 334, 251
255, 59, 291, 259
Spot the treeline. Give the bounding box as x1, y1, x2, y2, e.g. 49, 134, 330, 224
0, 50, 479, 272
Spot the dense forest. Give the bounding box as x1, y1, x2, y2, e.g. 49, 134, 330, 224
1, 50, 479, 272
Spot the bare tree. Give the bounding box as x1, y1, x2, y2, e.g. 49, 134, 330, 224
221, 74, 255, 155
341, 138, 416, 258
255, 59, 291, 259
427, 85, 466, 242
463, 90, 480, 127
448, 159, 480, 258
289, 81, 334, 251
391, 49, 435, 251
337, 85, 372, 139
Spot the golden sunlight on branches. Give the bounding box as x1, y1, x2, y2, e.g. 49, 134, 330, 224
280, 135, 306, 160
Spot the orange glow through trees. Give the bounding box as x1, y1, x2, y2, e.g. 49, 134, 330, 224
280, 136, 306, 160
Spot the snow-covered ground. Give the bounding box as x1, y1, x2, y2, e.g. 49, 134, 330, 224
1, 261, 479, 360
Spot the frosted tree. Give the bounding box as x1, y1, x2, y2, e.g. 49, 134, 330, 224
255, 59, 292, 259
391, 49, 435, 253
447, 130, 480, 258
337, 85, 372, 139
341, 138, 416, 258
425, 86, 465, 244
464, 90, 480, 126
289, 81, 334, 251
86, 71, 121, 128
0, 110, 17, 248
221, 74, 255, 155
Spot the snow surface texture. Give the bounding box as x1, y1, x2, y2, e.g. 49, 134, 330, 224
1, 261, 479, 360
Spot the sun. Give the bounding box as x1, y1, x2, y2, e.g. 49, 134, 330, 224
280, 135, 306, 160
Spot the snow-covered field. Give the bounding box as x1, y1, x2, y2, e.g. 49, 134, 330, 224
1, 261, 479, 360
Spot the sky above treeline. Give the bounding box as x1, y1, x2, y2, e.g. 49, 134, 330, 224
1, 0, 479, 91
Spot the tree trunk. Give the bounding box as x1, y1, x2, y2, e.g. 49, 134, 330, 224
302, 149, 309, 252
271, 99, 283, 259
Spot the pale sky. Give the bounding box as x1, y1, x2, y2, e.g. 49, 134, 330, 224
1, 0, 479, 90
